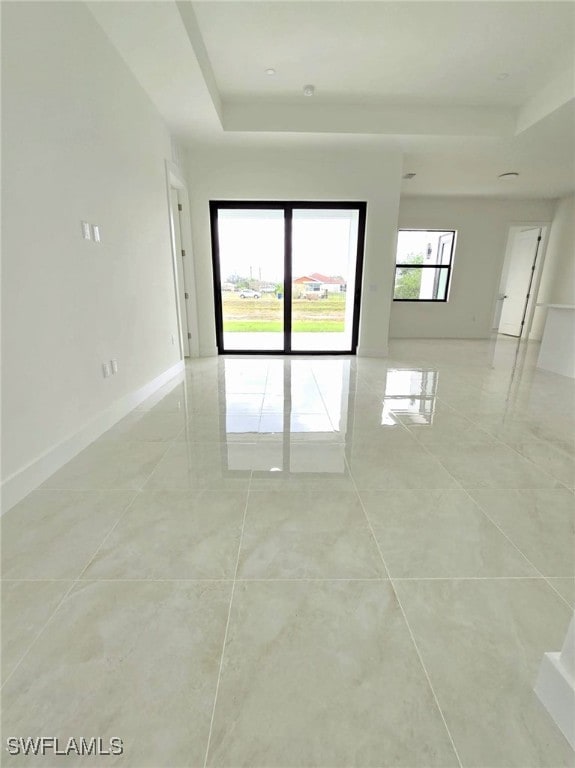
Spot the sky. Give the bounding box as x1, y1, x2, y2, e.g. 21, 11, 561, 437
218, 210, 359, 283
396, 230, 453, 263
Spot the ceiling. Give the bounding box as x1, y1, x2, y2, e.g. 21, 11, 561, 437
194, 2, 573, 106
87, 1, 575, 199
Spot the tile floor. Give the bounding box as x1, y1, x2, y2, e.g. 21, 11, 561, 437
2, 338, 574, 767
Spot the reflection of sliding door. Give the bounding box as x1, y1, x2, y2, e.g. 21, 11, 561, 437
220, 358, 354, 478
210, 202, 366, 354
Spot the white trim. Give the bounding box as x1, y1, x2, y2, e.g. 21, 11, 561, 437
168, 185, 190, 357
165, 159, 200, 358
357, 344, 388, 358
1, 360, 185, 514
535, 652, 575, 750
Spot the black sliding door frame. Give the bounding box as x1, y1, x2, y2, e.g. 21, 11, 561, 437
209, 200, 367, 355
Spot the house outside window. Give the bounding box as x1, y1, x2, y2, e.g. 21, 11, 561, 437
293, 272, 346, 299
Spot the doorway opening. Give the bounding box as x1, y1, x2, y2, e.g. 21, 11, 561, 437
496, 226, 546, 338
210, 201, 366, 354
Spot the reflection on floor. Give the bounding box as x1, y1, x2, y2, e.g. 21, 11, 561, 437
222, 330, 352, 351
2, 338, 574, 767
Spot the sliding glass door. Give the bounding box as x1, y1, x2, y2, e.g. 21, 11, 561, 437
211, 208, 285, 351
210, 202, 366, 354
291, 208, 362, 352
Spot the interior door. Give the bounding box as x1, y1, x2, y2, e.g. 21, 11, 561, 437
170, 188, 190, 356
499, 227, 541, 337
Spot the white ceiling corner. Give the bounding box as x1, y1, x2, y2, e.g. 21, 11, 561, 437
89, 0, 575, 198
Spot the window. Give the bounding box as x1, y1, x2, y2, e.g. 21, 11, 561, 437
210, 201, 366, 353
393, 229, 456, 301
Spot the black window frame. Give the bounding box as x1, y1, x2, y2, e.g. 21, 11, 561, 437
210, 200, 367, 355
393, 228, 456, 303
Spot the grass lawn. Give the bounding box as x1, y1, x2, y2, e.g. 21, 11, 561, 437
224, 320, 344, 332
222, 292, 347, 333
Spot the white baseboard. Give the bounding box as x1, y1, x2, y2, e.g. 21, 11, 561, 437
1, 360, 185, 514
535, 651, 575, 750
357, 345, 388, 358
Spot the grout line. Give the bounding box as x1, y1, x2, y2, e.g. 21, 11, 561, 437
2, 578, 235, 583
410, 436, 575, 612
0, 487, 143, 692
2, 575, 568, 583
0, 577, 79, 692
433, 397, 573, 493
202, 473, 252, 768
0, 436, 179, 692
343, 453, 464, 768
387, 575, 554, 581
310, 366, 338, 434
38, 435, 175, 495
465, 492, 574, 611
33, 487, 159, 493
73, 457, 168, 582
496, 437, 573, 494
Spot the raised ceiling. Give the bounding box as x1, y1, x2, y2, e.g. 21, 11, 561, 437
194, 1, 573, 106
88, 1, 575, 198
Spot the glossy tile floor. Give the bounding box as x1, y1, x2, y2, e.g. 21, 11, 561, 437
2, 338, 574, 767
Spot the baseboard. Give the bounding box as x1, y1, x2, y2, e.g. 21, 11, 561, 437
535, 651, 575, 750
357, 345, 388, 358
1, 360, 185, 514
387, 335, 492, 341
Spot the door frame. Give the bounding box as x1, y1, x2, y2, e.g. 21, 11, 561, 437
209, 200, 367, 355
165, 160, 200, 358
495, 221, 550, 340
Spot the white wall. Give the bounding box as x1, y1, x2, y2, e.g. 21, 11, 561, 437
389, 197, 555, 338
183, 143, 403, 357
531, 194, 575, 340
2, 3, 181, 490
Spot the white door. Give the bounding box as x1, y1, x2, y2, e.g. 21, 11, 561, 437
499, 228, 541, 337
170, 188, 190, 356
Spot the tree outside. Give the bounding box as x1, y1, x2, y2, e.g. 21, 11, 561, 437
394, 253, 424, 299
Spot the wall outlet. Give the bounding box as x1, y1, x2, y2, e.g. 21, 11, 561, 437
110, 359, 118, 374
102, 362, 111, 378
171, 335, 175, 345
81, 221, 91, 240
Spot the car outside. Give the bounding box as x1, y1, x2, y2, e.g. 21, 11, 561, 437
239, 289, 261, 299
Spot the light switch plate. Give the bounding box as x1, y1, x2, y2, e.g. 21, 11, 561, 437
81, 221, 91, 240
92, 224, 101, 243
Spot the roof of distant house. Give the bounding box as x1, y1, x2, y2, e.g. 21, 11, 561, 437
293, 273, 346, 285
310, 272, 345, 284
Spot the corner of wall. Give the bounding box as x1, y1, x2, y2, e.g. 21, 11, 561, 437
1, 361, 185, 515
